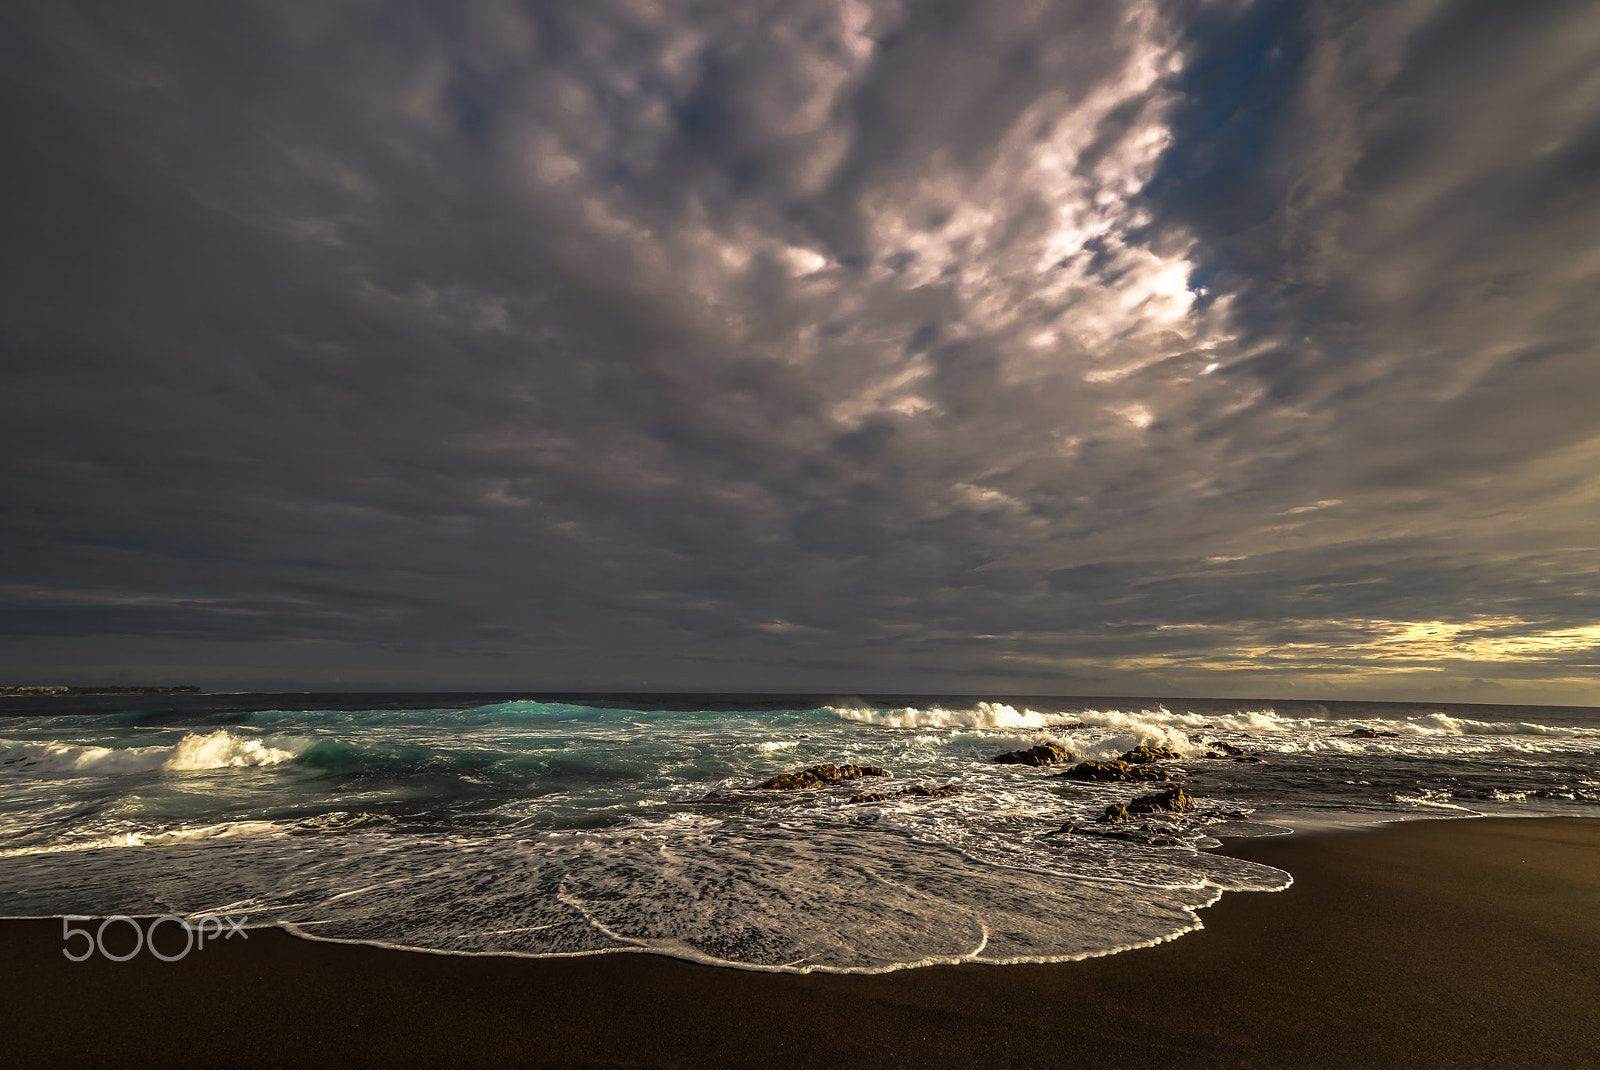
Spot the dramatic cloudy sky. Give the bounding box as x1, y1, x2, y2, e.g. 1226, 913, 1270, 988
2, 0, 1598, 701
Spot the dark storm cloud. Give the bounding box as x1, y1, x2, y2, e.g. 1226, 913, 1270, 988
1, 0, 1597, 700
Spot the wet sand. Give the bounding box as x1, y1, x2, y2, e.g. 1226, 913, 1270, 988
4, 816, 1597, 1069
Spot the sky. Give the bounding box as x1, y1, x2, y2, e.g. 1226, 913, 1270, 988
1, 0, 1598, 703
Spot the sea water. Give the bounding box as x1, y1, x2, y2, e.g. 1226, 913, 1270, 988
1, 694, 1596, 972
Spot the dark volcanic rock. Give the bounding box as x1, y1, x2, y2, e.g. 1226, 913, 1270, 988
992, 743, 1073, 766
1206, 740, 1264, 761
757, 763, 890, 790
849, 783, 961, 804
1100, 785, 1195, 822
1346, 728, 1399, 739
1055, 760, 1181, 783
1119, 745, 1183, 764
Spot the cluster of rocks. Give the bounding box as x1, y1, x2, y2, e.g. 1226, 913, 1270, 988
756, 764, 888, 790
992, 743, 1073, 766
1345, 728, 1399, 739
998, 739, 1263, 779
755, 763, 966, 807
1123, 745, 1182, 764
753, 724, 1267, 828
1099, 785, 1194, 823
1057, 760, 1180, 783
1050, 784, 1253, 843
980, 736, 1269, 843
1054, 747, 1190, 783
849, 784, 961, 804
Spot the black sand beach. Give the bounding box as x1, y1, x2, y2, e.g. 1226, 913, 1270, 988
4, 817, 1597, 1069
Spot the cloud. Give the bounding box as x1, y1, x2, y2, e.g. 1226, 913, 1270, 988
0, 0, 1597, 702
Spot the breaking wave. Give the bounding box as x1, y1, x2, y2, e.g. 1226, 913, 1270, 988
830, 702, 1593, 747
829, 702, 1056, 729
0, 730, 303, 779
0, 819, 281, 860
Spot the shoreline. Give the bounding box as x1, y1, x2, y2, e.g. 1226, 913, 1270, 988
3, 816, 1597, 1068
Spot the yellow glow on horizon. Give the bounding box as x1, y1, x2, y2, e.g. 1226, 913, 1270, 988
1009, 616, 1600, 680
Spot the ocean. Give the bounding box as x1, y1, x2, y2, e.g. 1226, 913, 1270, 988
2, 693, 1597, 973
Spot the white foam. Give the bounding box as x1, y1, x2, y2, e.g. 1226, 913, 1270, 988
0, 730, 302, 779
0, 819, 282, 859
1071, 724, 1205, 761
830, 702, 1054, 729
0, 742, 172, 777
775, 702, 1585, 758
1049, 716, 1203, 758
966, 732, 1046, 752
1394, 713, 1574, 737
1076, 706, 1289, 733
165, 730, 300, 770
1391, 792, 1481, 814
0, 816, 1289, 975
951, 711, 1209, 760
1048, 705, 1583, 741
1052, 706, 1589, 752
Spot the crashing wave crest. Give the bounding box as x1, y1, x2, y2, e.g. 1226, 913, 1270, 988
829, 702, 1055, 729
0, 730, 302, 779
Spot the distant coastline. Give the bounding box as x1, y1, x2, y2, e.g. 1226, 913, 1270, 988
0, 685, 201, 696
